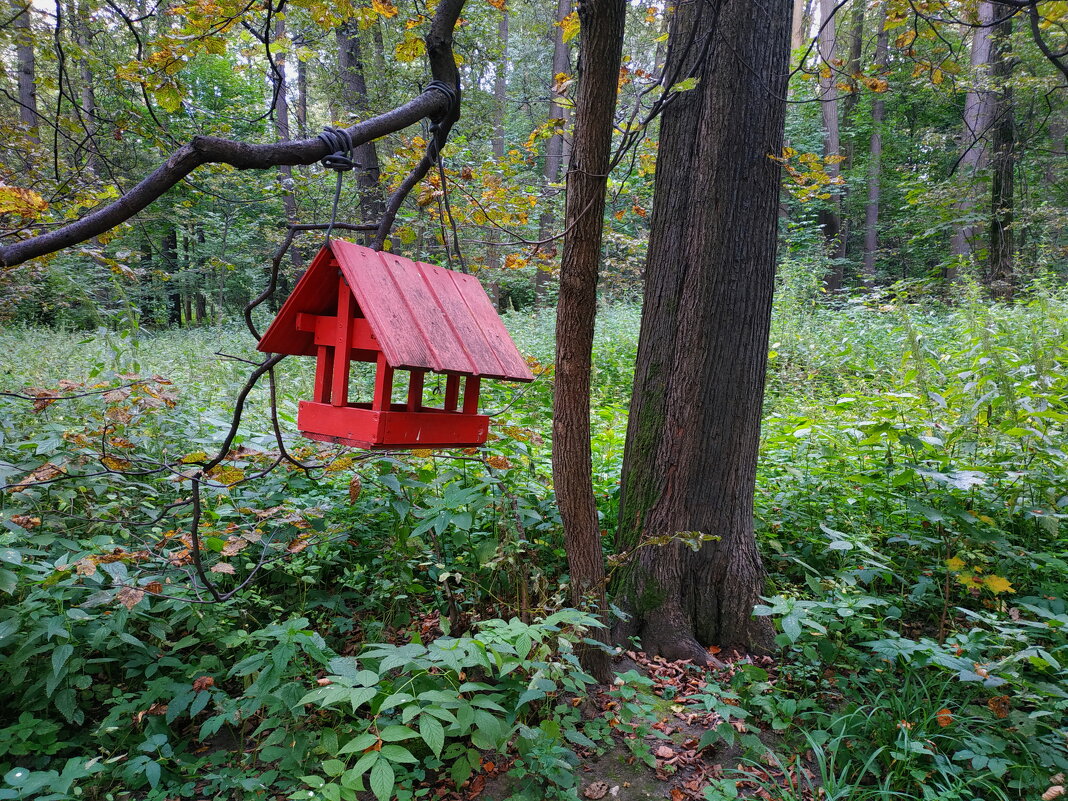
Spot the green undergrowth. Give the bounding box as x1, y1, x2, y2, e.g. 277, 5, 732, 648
1, 280, 1067, 799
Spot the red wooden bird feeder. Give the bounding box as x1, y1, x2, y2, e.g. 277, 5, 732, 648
257, 240, 534, 449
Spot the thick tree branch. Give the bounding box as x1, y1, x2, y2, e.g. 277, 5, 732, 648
0, 0, 467, 268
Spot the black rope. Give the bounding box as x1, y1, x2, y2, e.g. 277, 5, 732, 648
424, 79, 458, 164
317, 126, 357, 246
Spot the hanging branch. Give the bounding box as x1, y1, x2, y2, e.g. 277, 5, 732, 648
0, 0, 467, 269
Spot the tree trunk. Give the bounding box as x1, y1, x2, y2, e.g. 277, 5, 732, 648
295, 51, 309, 139
337, 22, 384, 220
861, 2, 889, 286
72, 0, 97, 174
791, 0, 810, 53
948, 1, 996, 279
988, 6, 1014, 299
615, 0, 789, 661
485, 7, 508, 310
162, 226, 182, 327
272, 17, 304, 272
818, 0, 845, 286
13, 0, 39, 143
840, 0, 866, 132
552, 0, 626, 684
535, 0, 573, 307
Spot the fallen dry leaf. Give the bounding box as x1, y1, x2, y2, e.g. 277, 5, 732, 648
116, 586, 144, 610
655, 745, 675, 759
192, 676, 215, 692
1043, 787, 1065, 801
210, 562, 235, 574
583, 782, 609, 800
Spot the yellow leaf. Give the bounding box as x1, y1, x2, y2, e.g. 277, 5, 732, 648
559, 10, 579, 43
931, 68, 943, 85
945, 557, 966, 572
371, 0, 398, 16
395, 34, 425, 62
983, 574, 1015, 595
486, 0, 507, 9
0, 184, 48, 219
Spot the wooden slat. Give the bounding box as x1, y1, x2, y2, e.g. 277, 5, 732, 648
380, 253, 475, 374
297, 314, 380, 353
333, 242, 432, 370
448, 271, 535, 381
313, 344, 333, 404
414, 261, 505, 378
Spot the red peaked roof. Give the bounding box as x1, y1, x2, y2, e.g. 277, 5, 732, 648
257, 240, 534, 382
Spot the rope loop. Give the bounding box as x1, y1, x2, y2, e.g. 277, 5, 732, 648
317, 126, 356, 172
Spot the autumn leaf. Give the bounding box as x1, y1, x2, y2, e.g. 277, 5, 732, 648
983, 574, 1014, 594
935, 708, 952, 727
559, 10, 579, 43
987, 695, 1010, 719
396, 34, 426, 63
371, 0, 398, 17
0, 183, 48, 219
116, 586, 145, 610
486, 0, 506, 9
348, 474, 362, 504
210, 562, 235, 574
192, 675, 215, 692
945, 556, 966, 572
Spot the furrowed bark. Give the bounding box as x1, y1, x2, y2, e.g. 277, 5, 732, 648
617, 0, 789, 660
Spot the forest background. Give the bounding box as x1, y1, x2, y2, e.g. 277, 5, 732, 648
0, 0, 1067, 800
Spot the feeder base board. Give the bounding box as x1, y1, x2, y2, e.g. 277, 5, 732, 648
297, 401, 489, 449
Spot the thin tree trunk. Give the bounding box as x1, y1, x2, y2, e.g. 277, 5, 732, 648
162, 226, 181, 327
72, 0, 97, 174
818, 0, 845, 287
272, 17, 304, 272
337, 22, 384, 220
840, 0, 866, 131
616, 0, 789, 660
862, 2, 889, 286
486, 7, 508, 310
552, 0, 626, 684
791, 0, 809, 52
295, 51, 308, 139
535, 0, 573, 306
948, 0, 996, 279
988, 6, 1014, 299
13, 0, 39, 143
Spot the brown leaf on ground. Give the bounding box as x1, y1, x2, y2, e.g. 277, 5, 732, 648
9, 461, 65, 492
1042, 787, 1064, 801
583, 781, 609, 800
210, 562, 235, 574
192, 676, 215, 692
116, 586, 145, 609
655, 745, 675, 758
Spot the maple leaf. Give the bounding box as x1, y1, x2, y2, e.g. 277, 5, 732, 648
558, 10, 579, 43
983, 574, 1014, 594
0, 183, 48, 219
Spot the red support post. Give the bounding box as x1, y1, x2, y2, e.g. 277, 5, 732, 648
407, 370, 425, 411
373, 352, 394, 411
444, 375, 460, 411
331, 276, 354, 407
463, 376, 481, 415
313, 345, 333, 404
